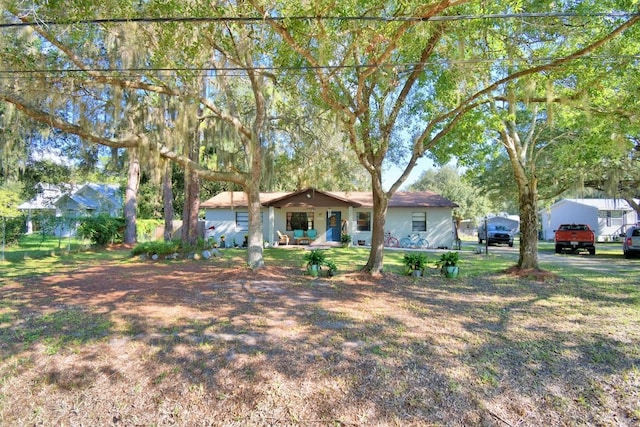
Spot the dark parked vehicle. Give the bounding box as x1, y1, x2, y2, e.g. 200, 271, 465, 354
478, 224, 514, 247
623, 226, 640, 259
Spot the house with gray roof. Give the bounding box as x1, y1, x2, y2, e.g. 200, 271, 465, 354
18, 183, 122, 236
201, 187, 459, 248
54, 183, 122, 217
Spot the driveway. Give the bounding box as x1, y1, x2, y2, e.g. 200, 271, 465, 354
466, 241, 637, 276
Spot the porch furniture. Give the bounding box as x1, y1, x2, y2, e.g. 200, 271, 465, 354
277, 230, 290, 245
293, 229, 306, 244
306, 229, 318, 241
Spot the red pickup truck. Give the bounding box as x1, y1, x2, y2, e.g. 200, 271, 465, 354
554, 224, 596, 255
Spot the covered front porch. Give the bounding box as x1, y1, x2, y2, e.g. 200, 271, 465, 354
263, 188, 363, 248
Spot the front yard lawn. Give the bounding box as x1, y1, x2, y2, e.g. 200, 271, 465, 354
1, 246, 638, 425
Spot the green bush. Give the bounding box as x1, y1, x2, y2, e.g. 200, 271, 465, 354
77, 216, 124, 246
137, 219, 162, 241
2, 216, 25, 246
131, 240, 181, 257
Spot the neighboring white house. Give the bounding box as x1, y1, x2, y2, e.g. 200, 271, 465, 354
17, 183, 69, 212
54, 183, 122, 218
18, 183, 123, 236
538, 198, 639, 241
201, 187, 459, 248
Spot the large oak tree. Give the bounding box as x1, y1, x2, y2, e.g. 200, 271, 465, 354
258, 0, 640, 272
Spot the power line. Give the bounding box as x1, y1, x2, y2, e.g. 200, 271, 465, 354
1, 55, 638, 78
1, 11, 639, 29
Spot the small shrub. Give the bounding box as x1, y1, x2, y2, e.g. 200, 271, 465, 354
77, 216, 124, 246
131, 240, 181, 257
2, 216, 25, 246
137, 219, 162, 241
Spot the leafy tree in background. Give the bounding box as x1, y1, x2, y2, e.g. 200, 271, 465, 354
0, 1, 280, 267
2, 1, 639, 273
19, 160, 74, 198
0, 181, 23, 218
260, 0, 640, 273
407, 166, 494, 230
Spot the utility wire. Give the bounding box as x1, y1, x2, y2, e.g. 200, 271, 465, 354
1, 11, 639, 28
1, 55, 638, 77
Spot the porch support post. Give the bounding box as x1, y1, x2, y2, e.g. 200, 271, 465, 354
348, 206, 354, 247
268, 206, 275, 246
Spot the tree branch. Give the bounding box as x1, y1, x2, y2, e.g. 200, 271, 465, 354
0, 91, 248, 185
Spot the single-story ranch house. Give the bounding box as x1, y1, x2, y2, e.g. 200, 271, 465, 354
538, 198, 639, 242
201, 188, 459, 248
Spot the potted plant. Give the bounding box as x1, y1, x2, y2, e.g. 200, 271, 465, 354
324, 260, 337, 277
403, 252, 428, 277
304, 249, 326, 277
437, 251, 460, 278
340, 233, 352, 247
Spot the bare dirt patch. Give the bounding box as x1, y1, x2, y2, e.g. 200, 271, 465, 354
503, 266, 558, 282
1, 254, 638, 426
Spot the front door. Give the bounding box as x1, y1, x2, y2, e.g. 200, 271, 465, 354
327, 211, 342, 242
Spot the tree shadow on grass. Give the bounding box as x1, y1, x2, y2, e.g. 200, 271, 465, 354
0, 306, 112, 356
2, 259, 639, 425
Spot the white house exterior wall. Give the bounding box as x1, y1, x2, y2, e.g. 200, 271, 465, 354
383, 207, 454, 249
540, 199, 639, 241
204, 209, 246, 247
539, 200, 598, 240
597, 210, 638, 240
205, 205, 455, 248
206, 207, 339, 246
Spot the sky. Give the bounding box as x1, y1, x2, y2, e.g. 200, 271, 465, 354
382, 157, 435, 191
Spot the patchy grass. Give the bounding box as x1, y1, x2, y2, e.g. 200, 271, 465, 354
0, 246, 638, 425
1, 233, 91, 262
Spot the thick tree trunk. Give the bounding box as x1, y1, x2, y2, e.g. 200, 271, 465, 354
517, 186, 539, 270
123, 148, 140, 245
182, 164, 200, 246
501, 123, 540, 270
181, 129, 200, 246
501, 124, 538, 269
246, 181, 264, 269
244, 67, 266, 269
364, 176, 389, 274
162, 161, 174, 242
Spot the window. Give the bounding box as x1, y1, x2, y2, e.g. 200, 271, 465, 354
287, 212, 314, 231
236, 212, 249, 231
412, 212, 427, 232
599, 210, 623, 227
357, 212, 371, 231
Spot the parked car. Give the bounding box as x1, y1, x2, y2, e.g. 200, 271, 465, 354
623, 226, 640, 259
478, 224, 514, 247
